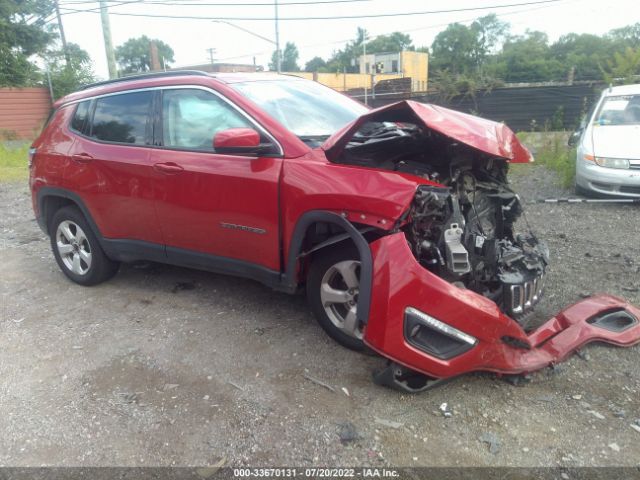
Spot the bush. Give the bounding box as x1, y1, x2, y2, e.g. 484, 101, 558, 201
518, 132, 576, 188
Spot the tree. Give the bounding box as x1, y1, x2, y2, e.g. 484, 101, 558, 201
608, 23, 640, 49
270, 42, 300, 71
0, 0, 54, 86
430, 23, 478, 75
115, 36, 174, 74
491, 30, 565, 82
47, 43, 95, 99
365, 32, 414, 54
601, 47, 640, 85
304, 56, 327, 72
469, 14, 509, 70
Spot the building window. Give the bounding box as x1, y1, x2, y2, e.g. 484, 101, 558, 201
392, 60, 398, 72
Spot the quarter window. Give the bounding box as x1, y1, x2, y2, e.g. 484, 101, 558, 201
71, 100, 90, 133
90, 91, 152, 144
161, 89, 252, 151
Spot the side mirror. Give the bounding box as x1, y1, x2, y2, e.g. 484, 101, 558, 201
213, 128, 263, 154
568, 128, 582, 147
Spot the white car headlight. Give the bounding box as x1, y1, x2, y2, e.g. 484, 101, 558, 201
594, 157, 630, 169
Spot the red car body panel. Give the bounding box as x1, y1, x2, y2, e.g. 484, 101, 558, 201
365, 233, 640, 378
323, 100, 534, 164
31, 73, 640, 388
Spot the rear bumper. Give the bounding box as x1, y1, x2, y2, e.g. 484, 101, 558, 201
364, 233, 640, 379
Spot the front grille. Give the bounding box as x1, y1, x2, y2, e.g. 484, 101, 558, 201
507, 274, 544, 318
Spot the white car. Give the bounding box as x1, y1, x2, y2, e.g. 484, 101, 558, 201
574, 84, 640, 197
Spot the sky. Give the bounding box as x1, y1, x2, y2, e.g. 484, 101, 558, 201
53, 0, 640, 79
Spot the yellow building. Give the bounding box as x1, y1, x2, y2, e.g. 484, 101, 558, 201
286, 51, 428, 94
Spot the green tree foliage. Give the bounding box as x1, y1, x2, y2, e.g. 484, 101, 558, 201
491, 30, 565, 82
365, 32, 414, 53
115, 35, 174, 74
270, 42, 300, 71
601, 47, 640, 85
47, 43, 95, 99
0, 0, 54, 86
304, 56, 327, 72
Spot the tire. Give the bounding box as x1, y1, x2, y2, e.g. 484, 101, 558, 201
49, 206, 119, 286
575, 182, 593, 197
306, 246, 366, 351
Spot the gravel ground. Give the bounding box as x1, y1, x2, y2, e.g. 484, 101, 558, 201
1, 165, 639, 468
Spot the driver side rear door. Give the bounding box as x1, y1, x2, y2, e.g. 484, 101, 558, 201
150, 87, 283, 272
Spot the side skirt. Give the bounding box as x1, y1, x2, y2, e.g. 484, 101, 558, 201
101, 238, 283, 291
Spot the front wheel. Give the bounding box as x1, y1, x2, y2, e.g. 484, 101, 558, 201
306, 247, 366, 351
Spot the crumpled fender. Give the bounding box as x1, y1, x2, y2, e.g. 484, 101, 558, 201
364, 232, 640, 379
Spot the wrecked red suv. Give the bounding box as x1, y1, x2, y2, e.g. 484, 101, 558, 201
30, 71, 640, 391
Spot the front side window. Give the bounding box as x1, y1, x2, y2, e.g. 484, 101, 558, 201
161, 89, 252, 151
90, 91, 152, 144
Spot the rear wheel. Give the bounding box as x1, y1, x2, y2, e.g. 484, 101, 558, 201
50, 206, 119, 286
307, 247, 366, 351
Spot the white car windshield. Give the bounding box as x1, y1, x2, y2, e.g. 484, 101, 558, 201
232, 79, 368, 142
595, 94, 640, 126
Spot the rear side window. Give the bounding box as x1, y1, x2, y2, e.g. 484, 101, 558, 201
90, 91, 152, 144
71, 101, 90, 133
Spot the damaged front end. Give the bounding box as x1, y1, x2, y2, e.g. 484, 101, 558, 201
322, 100, 640, 391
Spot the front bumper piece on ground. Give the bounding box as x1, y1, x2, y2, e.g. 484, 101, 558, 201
364, 233, 640, 392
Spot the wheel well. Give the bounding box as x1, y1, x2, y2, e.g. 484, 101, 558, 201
41, 195, 75, 234
298, 221, 380, 283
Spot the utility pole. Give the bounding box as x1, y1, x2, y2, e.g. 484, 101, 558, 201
362, 31, 367, 105
274, 0, 281, 73
99, 0, 118, 79
206, 47, 217, 66
54, 0, 70, 67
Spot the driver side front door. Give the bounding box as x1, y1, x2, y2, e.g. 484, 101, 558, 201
150, 87, 283, 272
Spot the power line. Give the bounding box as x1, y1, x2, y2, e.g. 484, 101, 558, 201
58, 0, 371, 5
58, 0, 566, 21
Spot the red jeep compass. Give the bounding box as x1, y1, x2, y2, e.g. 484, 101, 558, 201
30, 71, 640, 391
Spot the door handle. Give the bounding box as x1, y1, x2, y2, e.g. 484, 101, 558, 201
71, 153, 94, 163
154, 162, 184, 174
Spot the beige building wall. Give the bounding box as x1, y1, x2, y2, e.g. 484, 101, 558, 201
400, 51, 428, 92
285, 72, 403, 91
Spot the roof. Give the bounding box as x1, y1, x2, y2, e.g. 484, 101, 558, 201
53, 71, 302, 108
604, 84, 640, 96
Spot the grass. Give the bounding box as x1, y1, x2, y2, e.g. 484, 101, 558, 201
0, 143, 30, 182
517, 132, 577, 188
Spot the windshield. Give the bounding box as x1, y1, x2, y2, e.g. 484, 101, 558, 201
594, 94, 640, 126
232, 79, 368, 141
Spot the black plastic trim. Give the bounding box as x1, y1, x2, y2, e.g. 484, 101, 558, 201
284, 211, 373, 323
80, 70, 210, 91
404, 310, 475, 360
587, 309, 638, 332
165, 246, 281, 289
37, 187, 105, 240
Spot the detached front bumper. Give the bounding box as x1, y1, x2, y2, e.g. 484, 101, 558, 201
364, 233, 640, 384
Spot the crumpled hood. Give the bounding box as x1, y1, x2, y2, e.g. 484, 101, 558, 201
591, 124, 640, 159
322, 100, 533, 164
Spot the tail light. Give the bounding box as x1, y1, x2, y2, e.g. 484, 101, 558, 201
28, 147, 37, 168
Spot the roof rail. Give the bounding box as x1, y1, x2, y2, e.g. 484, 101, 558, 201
80, 70, 210, 90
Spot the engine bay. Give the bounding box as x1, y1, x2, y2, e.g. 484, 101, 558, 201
338, 121, 549, 325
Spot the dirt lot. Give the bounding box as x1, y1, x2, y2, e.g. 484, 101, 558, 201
1, 165, 640, 468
